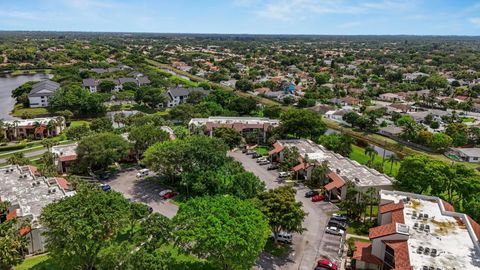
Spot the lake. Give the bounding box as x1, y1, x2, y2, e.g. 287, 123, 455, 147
0, 73, 53, 120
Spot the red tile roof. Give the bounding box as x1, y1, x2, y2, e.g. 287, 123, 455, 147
28, 165, 40, 176
380, 202, 404, 214
352, 241, 383, 265
369, 223, 397, 239
384, 240, 411, 269
292, 162, 305, 172
6, 210, 17, 221
55, 177, 70, 191
441, 199, 455, 212
268, 142, 284, 156
467, 215, 480, 241
324, 171, 346, 191
391, 209, 405, 224
59, 154, 77, 162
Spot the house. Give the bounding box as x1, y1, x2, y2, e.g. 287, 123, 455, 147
330, 96, 360, 106
2, 117, 66, 141
387, 103, 414, 113
189, 117, 279, 143
269, 139, 394, 201
378, 93, 405, 102
28, 80, 60, 108
353, 190, 480, 270
51, 143, 78, 173
325, 109, 350, 124
446, 147, 480, 163
165, 87, 209, 107
308, 104, 334, 115
378, 126, 404, 138
0, 165, 75, 254
82, 76, 150, 93
220, 79, 237, 88
403, 72, 428, 81
254, 87, 271, 95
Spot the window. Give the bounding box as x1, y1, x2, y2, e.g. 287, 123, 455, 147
383, 245, 395, 270
474, 157, 478, 161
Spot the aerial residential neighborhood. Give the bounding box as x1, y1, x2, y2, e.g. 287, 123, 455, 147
0, 1, 480, 270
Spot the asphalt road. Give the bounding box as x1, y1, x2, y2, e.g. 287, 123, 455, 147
0, 148, 48, 164
228, 151, 342, 270
104, 170, 179, 219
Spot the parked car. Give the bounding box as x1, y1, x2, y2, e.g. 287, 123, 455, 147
136, 168, 150, 178
325, 226, 345, 236
256, 156, 267, 162
251, 153, 261, 158
246, 150, 255, 155
328, 219, 347, 230
305, 190, 320, 198
99, 184, 111, 192
278, 172, 290, 178
315, 267, 330, 270
267, 164, 279, 170
162, 192, 177, 200
241, 148, 248, 153
259, 160, 271, 165
159, 189, 173, 197
331, 214, 348, 223
311, 194, 325, 202
317, 259, 338, 270
270, 231, 293, 244
98, 173, 112, 181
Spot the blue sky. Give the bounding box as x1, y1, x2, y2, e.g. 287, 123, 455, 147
0, 0, 479, 35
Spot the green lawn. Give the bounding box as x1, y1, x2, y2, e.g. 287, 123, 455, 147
15, 254, 61, 270
462, 117, 476, 123
349, 145, 400, 177
69, 120, 90, 128
255, 146, 270, 156
264, 239, 290, 257
11, 105, 50, 117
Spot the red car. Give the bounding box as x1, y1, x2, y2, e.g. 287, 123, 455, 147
317, 259, 337, 270
311, 194, 325, 202
162, 192, 177, 200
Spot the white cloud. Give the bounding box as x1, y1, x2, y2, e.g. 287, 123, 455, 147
469, 17, 480, 26
255, 0, 412, 20
0, 11, 37, 20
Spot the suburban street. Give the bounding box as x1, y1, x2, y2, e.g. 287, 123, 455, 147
228, 151, 342, 270
104, 169, 179, 219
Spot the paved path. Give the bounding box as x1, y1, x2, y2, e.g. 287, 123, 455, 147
0, 148, 47, 164
104, 170, 179, 219
229, 151, 342, 270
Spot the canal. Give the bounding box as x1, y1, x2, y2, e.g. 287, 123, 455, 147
0, 73, 53, 120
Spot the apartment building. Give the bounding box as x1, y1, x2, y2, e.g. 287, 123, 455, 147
189, 116, 280, 143
2, 117, 66, 141
353, 190, 480, 270
0, 165, 75, 254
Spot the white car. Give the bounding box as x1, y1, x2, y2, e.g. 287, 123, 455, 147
159, 189, 173, 197
325, 226, 345, 236
256, 157, 268, 163
136, 168, 150, 178
270, 231, 293, 244
278, 171, 290, 178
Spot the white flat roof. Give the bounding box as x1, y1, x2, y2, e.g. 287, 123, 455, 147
189, 116, 279, 126
4, 117, 61, 127
51, 143, 77, 157
381, 190, 480, 270
279, 139, 393, 188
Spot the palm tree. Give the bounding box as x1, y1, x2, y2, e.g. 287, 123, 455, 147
0, 119, 6, 141
387, 154, 400, 175
55, 116, 65, 133
47, 119, 57, 137
114, 112, 125, 128
41, 138, 57, 153
13, 120, 20, 140
366, 187, 379, 221
364, 146, 376, 167
7, 152, 28, 166
32, 121, 42, 139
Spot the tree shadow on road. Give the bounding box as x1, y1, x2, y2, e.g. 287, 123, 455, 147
255, 249, 295, 270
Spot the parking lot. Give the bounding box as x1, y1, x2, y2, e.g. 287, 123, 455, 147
229, 151, 344, 270
102, 169, 179, 219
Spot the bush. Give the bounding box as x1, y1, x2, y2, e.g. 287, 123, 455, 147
0, 143, 27, 152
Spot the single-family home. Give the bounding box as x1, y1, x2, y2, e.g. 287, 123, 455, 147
446, 147, 480, 163
165, 87, 209, 107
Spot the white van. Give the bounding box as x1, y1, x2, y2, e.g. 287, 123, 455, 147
136, 168, 150, 178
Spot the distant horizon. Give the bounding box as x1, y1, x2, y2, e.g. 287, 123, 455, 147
0, 1, 479, 36
1, 30, 480, 38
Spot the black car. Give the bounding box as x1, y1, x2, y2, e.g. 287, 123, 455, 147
328, 219, 347, 230
305, 190, 320, 198
251, 153, 261, 158
267, 164, 279, 170
241, 148, 248, 153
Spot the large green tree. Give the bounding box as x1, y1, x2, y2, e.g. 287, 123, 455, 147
213, 127, 242, 149
0, 207, 28, 270
256, 186, 306, 243
129, 124, 170, 157
75, 133, 130, 172
40, 188, 132, 270
173, 196, 270, 270
279, 108, 326, 140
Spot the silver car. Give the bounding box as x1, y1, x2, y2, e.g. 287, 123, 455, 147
325, 226, 345, 236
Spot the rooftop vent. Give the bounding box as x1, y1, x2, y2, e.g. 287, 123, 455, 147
336, 168, 341, 174
396, 223, 409, 234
